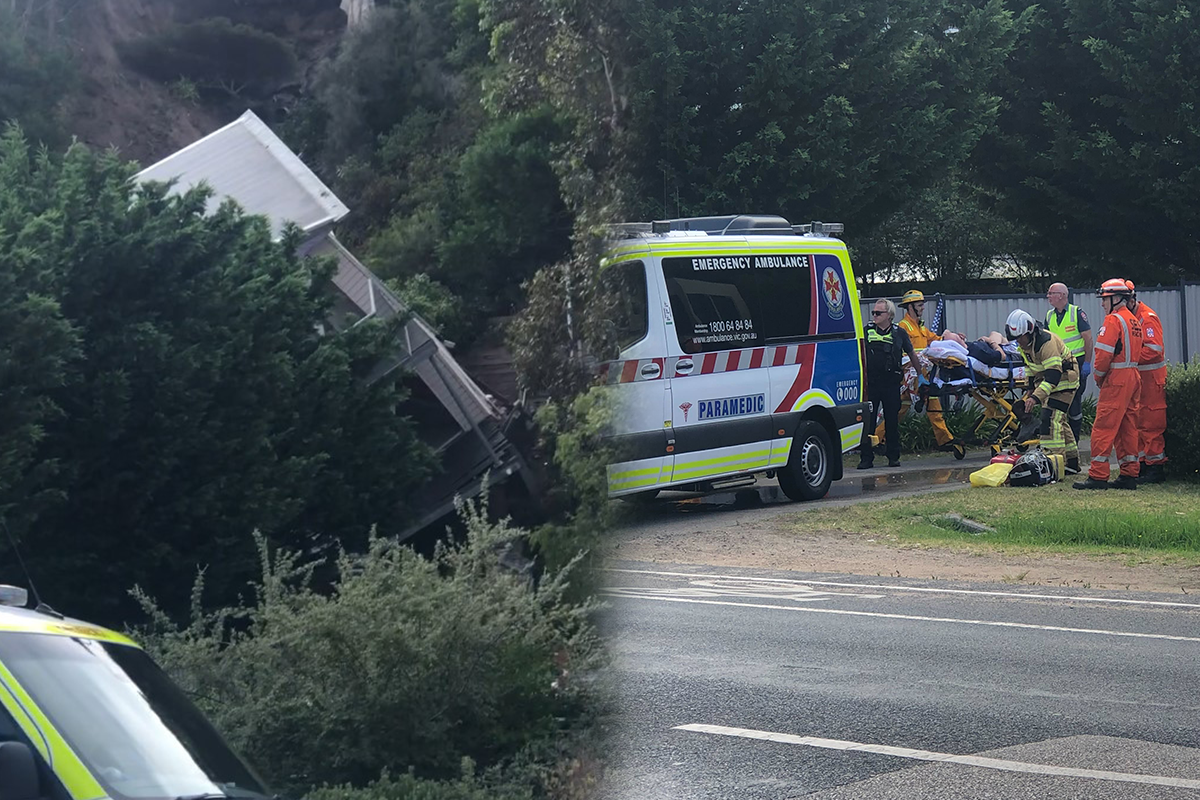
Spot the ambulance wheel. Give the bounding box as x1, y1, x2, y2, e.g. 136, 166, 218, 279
778, 420, 833, 502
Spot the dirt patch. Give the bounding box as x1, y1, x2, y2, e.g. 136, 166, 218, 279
606, 517, 1200, 594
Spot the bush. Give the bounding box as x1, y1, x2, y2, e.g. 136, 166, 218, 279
1165, 359, 1200, 480
118, 18, 298, 93
527, 387, 615, 600
895, 402, 982, 453
1080, 394, 1096, 436
307, 764, 533, 800
131, 501, 603, 797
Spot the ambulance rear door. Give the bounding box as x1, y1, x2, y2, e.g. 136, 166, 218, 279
601, 258, 674, 496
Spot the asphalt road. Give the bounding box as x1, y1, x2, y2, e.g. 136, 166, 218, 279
597, 562, 1200, 799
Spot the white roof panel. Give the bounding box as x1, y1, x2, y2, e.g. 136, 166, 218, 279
136, 110, 349, 239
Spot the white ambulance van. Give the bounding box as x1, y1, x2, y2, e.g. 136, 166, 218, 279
599, 214, 868, 502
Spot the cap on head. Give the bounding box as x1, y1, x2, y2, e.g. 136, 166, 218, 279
900, 289, 924, 306
1005, 308, 1035, 341
1098, 278, 1132, 298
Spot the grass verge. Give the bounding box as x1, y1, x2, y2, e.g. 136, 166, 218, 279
793, 479, 1200, 562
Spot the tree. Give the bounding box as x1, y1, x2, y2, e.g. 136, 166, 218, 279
971, 0, 1200, 282
618, 0, 1019, 228
849, 175, 1039, 290
0, 134, 433, 625
0, 128, 79, 528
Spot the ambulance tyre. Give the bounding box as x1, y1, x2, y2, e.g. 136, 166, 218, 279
778, 420, 833, 502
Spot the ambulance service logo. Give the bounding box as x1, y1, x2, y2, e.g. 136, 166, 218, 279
679, 401, 692, 422
822, 266, 846, 320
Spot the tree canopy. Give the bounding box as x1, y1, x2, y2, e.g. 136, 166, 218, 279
619, 0, 1020, 229
0, 130, 433, 624
972, 0, 1200, 282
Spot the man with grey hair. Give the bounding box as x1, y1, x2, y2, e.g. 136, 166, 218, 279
1045, 282, 1093, 442
859, 298, 918, 469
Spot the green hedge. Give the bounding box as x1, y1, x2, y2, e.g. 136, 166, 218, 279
1166, 359, 1200, 479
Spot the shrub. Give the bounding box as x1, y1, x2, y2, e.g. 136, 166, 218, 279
1080, 394, 1096, 436
527, 386, 615, 599
307, 764, 533, 800
131, 501, 603, 797
118, 18, 298, 93
1165, 358, 1200, 480
895, 401, 982, 453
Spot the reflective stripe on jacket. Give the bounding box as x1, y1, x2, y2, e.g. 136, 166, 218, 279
899, 315, 938, 350
1019, 329, 1080, 403
1094, 305, 1143, 380
1130, 301, 1165, 369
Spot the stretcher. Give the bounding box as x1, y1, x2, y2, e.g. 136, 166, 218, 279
924, 340, 1040, 456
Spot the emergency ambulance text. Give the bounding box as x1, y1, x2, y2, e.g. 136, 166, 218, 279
690, 255, 810, 271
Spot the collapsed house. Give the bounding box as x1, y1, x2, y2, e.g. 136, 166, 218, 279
137, 110, 537, 540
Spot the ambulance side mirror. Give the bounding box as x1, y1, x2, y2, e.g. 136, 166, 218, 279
0, 741, 43, 800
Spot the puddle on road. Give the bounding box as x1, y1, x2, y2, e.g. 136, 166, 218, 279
653, 468, 973, 513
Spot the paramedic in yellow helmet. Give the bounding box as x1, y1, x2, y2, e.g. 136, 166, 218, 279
873, 289, 959, 454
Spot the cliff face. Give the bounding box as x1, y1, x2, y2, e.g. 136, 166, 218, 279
59, 0, 351, 165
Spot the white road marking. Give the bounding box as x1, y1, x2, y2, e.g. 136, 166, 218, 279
606, 568, 1200, 610
602, 593, 1200, 643
605, 577, 883, 604
675, 724, 1200, 789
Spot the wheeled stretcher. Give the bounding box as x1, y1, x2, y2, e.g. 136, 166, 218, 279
924, 340, 1041, 456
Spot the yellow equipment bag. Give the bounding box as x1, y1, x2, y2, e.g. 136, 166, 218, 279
970, 462, 1014, 487
1046, 454, 1064, 481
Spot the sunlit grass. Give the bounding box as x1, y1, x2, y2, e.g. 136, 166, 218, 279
792, 480, 1200, 561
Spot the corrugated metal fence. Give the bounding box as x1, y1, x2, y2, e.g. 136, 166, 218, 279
861, 284, 1200, 397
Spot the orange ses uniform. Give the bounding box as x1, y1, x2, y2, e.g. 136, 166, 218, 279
1129, 301, 1167, 468
1089, 305, 1143, 480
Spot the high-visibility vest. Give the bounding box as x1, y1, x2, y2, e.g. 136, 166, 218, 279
865, 324, 903, 374
1045, 305, 1086, 359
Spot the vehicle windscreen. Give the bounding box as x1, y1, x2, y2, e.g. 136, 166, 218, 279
0, 632, 268, 800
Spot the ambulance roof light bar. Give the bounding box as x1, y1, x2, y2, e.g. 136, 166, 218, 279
794, 221, 844, 237
650, 215, 794, 235
0, 585, 28, 607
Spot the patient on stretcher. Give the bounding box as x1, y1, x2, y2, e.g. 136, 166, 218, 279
926, 332, 1025, 382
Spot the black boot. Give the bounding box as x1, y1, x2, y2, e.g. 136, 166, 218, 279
1137, 464, 1166, 485
1065, 457, 1081, 475
1109, 474, 1138, 490
1073, 476, 1109, 490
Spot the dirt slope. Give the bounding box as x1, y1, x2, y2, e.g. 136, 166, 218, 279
57, 0, 347, 165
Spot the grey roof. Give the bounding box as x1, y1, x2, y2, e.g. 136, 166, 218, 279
136, 110, 349, 240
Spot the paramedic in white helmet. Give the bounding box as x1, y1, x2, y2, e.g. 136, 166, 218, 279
1006, 308, 1082, 474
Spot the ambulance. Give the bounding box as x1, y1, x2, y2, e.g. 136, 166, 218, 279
0, 585, 271, 800
600, 214, 869, 502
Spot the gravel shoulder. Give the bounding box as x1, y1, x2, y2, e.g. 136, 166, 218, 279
605, 521, 1200, 593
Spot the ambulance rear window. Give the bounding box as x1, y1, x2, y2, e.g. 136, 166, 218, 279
599, 260, 649, 352
662, 255, 812, 353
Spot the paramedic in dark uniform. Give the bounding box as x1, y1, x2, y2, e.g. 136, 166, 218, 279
859, 299, 918, 469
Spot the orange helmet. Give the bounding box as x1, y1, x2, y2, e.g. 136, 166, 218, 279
1098, 278, 1131, 298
